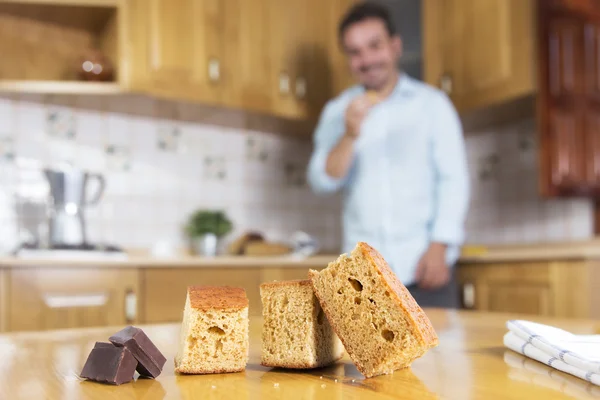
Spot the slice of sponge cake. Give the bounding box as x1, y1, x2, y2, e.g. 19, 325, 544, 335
260, 279, 344, 369
309, 242, 438, 378
175, 286, 249, 374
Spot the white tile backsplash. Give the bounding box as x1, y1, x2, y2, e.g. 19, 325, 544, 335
0, 94, 343, 252
464, 119, 594, 244
1, 92, 594, 252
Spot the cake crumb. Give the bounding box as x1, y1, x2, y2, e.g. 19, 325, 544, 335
351, 379, 356, 383
334, 379, 338, 383
321, 384, 326, 389
274, 383, 279, 388
211, 385, 216, 389
320, 376, 323, 379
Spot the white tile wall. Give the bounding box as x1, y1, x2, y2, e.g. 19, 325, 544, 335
464, 119, 594, 245
0, 93, 593, 252
0, 94, 343, 252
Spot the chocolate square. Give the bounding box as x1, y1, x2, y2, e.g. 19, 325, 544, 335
80, 342, 137, 385
109, 326, 167, 378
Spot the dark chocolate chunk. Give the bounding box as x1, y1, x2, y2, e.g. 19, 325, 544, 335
80, 342, 137, 385
109, 326, 166, 378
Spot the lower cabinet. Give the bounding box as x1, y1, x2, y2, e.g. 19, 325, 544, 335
8, 268, 140, 332
0, 269, 7, 332
141, 267, 313, 323
457, 260, 600, 319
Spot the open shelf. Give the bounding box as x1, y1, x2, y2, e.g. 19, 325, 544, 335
0, 80, 122, 94
0, 1, 121, 90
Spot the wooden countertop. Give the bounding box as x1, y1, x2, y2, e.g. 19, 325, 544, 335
460, 239, 600, 263
0, 254, 337, 268
2, 239, 600, 268
0, 310, 598, 399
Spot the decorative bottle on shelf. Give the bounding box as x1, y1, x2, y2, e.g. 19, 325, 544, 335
77, 48, 114, 82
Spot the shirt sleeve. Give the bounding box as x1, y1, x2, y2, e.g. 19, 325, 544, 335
430, 93, 470, 246
307, 101, 351, 195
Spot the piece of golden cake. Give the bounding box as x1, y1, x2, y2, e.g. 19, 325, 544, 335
260, 279, 344, 368
174, 286, 249, 374
309, 242, 438, 378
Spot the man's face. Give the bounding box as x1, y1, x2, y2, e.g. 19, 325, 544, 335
341, 18, 402, 91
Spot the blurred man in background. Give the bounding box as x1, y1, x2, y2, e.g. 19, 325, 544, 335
307, 2, 469, 308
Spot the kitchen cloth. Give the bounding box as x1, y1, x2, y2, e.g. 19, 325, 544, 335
503, 320, 600, 386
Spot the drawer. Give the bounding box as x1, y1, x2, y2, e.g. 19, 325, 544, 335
9, 268, 139, 332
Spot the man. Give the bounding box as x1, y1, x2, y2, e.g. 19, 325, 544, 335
307, 2, 470, 308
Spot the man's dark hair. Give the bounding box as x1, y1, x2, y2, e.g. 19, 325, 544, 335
338, 2, 396, 42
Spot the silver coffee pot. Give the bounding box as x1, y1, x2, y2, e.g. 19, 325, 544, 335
44, 167, 105, 246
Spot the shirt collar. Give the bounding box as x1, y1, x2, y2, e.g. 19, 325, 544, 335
390, 73, 418, 98
359, 72, 417, 100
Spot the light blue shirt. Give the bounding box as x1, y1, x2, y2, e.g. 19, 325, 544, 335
307, 74, 470, 286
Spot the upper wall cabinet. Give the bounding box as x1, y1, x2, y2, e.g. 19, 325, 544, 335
128, 0, 227, 104
221, 0, 273, 114
538, 0, 600, 196
129, 0, 335, 120
0, 0, 127, 94
424, 0, 536, 112
327, 0, 357, 97
268, 0, 335, 120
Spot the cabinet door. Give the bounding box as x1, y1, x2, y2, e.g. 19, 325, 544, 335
0, 269, 6, 333
327, 0, 357, 97
538, 3, 600, 195
268, 0, 332, 121
583, 22, 600, 187
9, 269, 139, 332
221, 0, 272, 113
424, 0, 535, 112
129, 0, 225, 103
486, 283, 552, 315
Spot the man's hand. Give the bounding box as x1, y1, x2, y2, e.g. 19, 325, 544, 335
415, 242, 450, 290
344, 92, 379, 139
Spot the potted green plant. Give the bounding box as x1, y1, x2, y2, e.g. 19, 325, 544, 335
185, 210, 233, 256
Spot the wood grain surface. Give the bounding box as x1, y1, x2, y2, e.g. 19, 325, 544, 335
0, 309, 598, 399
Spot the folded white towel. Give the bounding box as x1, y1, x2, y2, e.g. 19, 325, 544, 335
504, 320, 600, 386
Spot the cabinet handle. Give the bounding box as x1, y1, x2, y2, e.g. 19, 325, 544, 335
125, 289, 137, 324
440, 74, 453, 95
295, 77, 307, 99
42, 293, 107, 308
208, 58, 220, 82
279, 72, 291, 95
462, 283, 475, 309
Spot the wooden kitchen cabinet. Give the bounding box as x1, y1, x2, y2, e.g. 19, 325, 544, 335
458, 260, 600, 318
0, 0, 126, 94
267, 0, 335, 120
220, 0, 273, 113
424, 0, 535, 112
538, 0, 600, 196
0, 269, 6, 333
128, 0, 227, 103
8, 268, 139, 332
327, 0, 357, 96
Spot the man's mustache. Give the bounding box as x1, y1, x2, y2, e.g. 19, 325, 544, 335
359, 64, 385, 73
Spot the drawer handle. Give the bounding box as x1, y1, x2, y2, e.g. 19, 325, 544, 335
295, 76, 307, 99
43, 293, 108, 308
279, 72, 291, 95
208, 58, 220, 82
125, 289, 137, 323
462, 283, 475, 309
